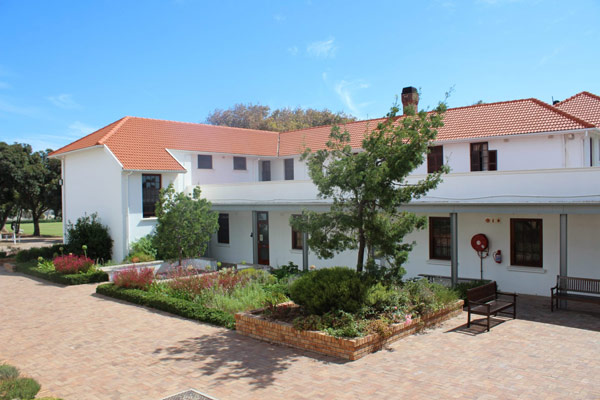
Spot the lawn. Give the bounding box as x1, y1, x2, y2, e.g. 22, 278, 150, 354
17, 221, 63, 237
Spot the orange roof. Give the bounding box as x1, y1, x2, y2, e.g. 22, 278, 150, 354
51, 116, 279, 171
50, 94, 597, 171
554, 91, 600, 127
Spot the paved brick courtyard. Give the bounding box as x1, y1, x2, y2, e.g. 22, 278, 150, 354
1, 268, 600, 399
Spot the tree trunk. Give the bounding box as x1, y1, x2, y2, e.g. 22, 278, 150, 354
32, 213, 41, 236
356, 202, 365, 272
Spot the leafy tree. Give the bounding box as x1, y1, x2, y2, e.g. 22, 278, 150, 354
16, 148, 61, 236
0, 142, 28, 230
153, 184, 219, 265
206, 103, 356, 132
290, 100, 448, 276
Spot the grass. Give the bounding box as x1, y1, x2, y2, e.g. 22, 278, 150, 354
17, 221, 63, 237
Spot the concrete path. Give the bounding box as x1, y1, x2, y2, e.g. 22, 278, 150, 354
1, 268, 600, 399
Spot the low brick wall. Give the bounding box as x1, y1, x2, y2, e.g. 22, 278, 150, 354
235, 300, 464, 361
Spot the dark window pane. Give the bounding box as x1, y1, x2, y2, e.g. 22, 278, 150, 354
511, 219, 542, 267
233, 157, 246, 170
291, 214, 303, 249
198, 155, 212, 169
218, 213, 229, 244
142, 174, 161, 218
260, 161, 271, 181
429, 217, 451, 260
285, 158, 294, 180
427, 146, 443, 173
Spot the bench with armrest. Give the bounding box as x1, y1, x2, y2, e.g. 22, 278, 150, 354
467, 281, 517, 332
551, 276, 600, 311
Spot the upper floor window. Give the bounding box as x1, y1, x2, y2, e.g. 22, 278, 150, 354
427, 146, 443, 173
284, 158, 294, 180
291, 214, 303, 250
198, 155, 212, 169
217, 213, 230, 244
260, 160, 271, 181
233, 156, 246, 170
429, 217, 451, 260
142, 174, 161, 218
511, 218, 542, 267
470, 142, 497, 171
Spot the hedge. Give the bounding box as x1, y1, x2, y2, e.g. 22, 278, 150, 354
15, 262, 108, 285
15, 245, 64, 263
96, 283, 236, 329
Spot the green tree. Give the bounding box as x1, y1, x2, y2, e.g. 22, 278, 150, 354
153, 184, 219, 265
206, 103, 356, 132
290, 100, 448, 276
0, 142, 28, 230
16, 148, 61, 236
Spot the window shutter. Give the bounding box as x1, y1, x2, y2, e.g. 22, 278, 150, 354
470, 150, 481, 171
488, 150, 497, 171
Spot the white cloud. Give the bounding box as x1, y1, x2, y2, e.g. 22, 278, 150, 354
307, 38, 337, 58
47, 93, 81, 109
68, 121, 96, 136
287, 46, 299, 56
334, 80, 371, 117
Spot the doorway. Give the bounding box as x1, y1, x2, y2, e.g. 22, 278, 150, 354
256, 211, 269, 265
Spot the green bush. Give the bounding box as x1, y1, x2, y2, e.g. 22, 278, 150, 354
0, 377, 40, 400
15, 245, 63, 263
289, 267, 369, 315
96, 283, 235, 329
130, 234, 157, 258
15, 261, 108, 285
0, 364, 19, 381
364, 282, 402, 311
400, 279, 458, 315
66, 213, 113, 262
454, 280, 491, 300
271, 261, 301, 281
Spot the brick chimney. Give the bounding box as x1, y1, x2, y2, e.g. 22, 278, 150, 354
401, 86, 419, 115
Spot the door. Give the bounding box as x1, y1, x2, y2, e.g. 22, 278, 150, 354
260, 160, 271, 181
256, 211, 269, 265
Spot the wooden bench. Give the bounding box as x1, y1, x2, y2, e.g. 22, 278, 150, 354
467, 281, 517, 331
551, 276, 600, 311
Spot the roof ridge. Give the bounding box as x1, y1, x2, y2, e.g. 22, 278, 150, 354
127, 115, 280, 135
554, 91, 598, 107
443, 97, 538, 112
530, 98, 595, 128
49, 117, 127, 156
97, 116, 130, 145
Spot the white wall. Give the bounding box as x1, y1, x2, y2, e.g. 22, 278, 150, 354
402, 212, 561, 296
63, 147, 124, 262
209, 211, 254, 264
567, 214, 600, 280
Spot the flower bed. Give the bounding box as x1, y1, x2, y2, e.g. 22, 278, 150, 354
15, 260, 108, 285
236, 299, 463, 360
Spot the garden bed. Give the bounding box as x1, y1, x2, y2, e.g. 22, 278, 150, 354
235, 299, 464, 360
96, 283, 235, 328
15, 261, 108, 285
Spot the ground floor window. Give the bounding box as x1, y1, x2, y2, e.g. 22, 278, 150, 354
218, 213, 230, 244
429, 217, 451, 260
511, 218, 542, 267
291, 214, 303, 250
142, 174, 161, 218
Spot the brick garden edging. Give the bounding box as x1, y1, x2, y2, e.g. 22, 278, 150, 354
235, 299, 464, 361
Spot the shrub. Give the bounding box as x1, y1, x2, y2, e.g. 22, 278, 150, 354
127, 252, 155, 263
113, 267, 154, 290
0, 377, 41, 400
0, 364, 19, 381
289, 267, 369, 315
130, 234, 157, 259
96, 283, 235, 329
16, 261, 108, 285
455, 279, 490, 300
237, 268, 276, 285
53, 255, 94, 274
271, 261, 301, 280
15, 244, 63, 263
66, 213, 113, 262
364, 282, 402, 311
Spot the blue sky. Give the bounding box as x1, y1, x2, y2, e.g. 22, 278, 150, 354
0, 0, 599, 151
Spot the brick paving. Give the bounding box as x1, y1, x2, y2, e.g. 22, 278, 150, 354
1, 267, 600, 400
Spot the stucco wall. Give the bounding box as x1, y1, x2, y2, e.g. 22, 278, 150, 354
63, 147, 124, 262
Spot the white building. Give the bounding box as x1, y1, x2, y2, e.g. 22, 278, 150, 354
50, 89, 600, 295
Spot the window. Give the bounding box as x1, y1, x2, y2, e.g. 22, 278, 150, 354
429, 217, 451, 260
233, 156, 246, 170
427, 146, 443, 173
511, 219, 542, 267
217, 213, 230, 244
284, 158, 294, 180
142, 174, 161, 218
470, 142, 497, 171
198, 155, 212, 169
291, 215, 303, 250
260, 160, 271, 181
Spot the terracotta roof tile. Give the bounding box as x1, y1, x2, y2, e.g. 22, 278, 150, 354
50, 94, 597, 171
554, 91, 600, 127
